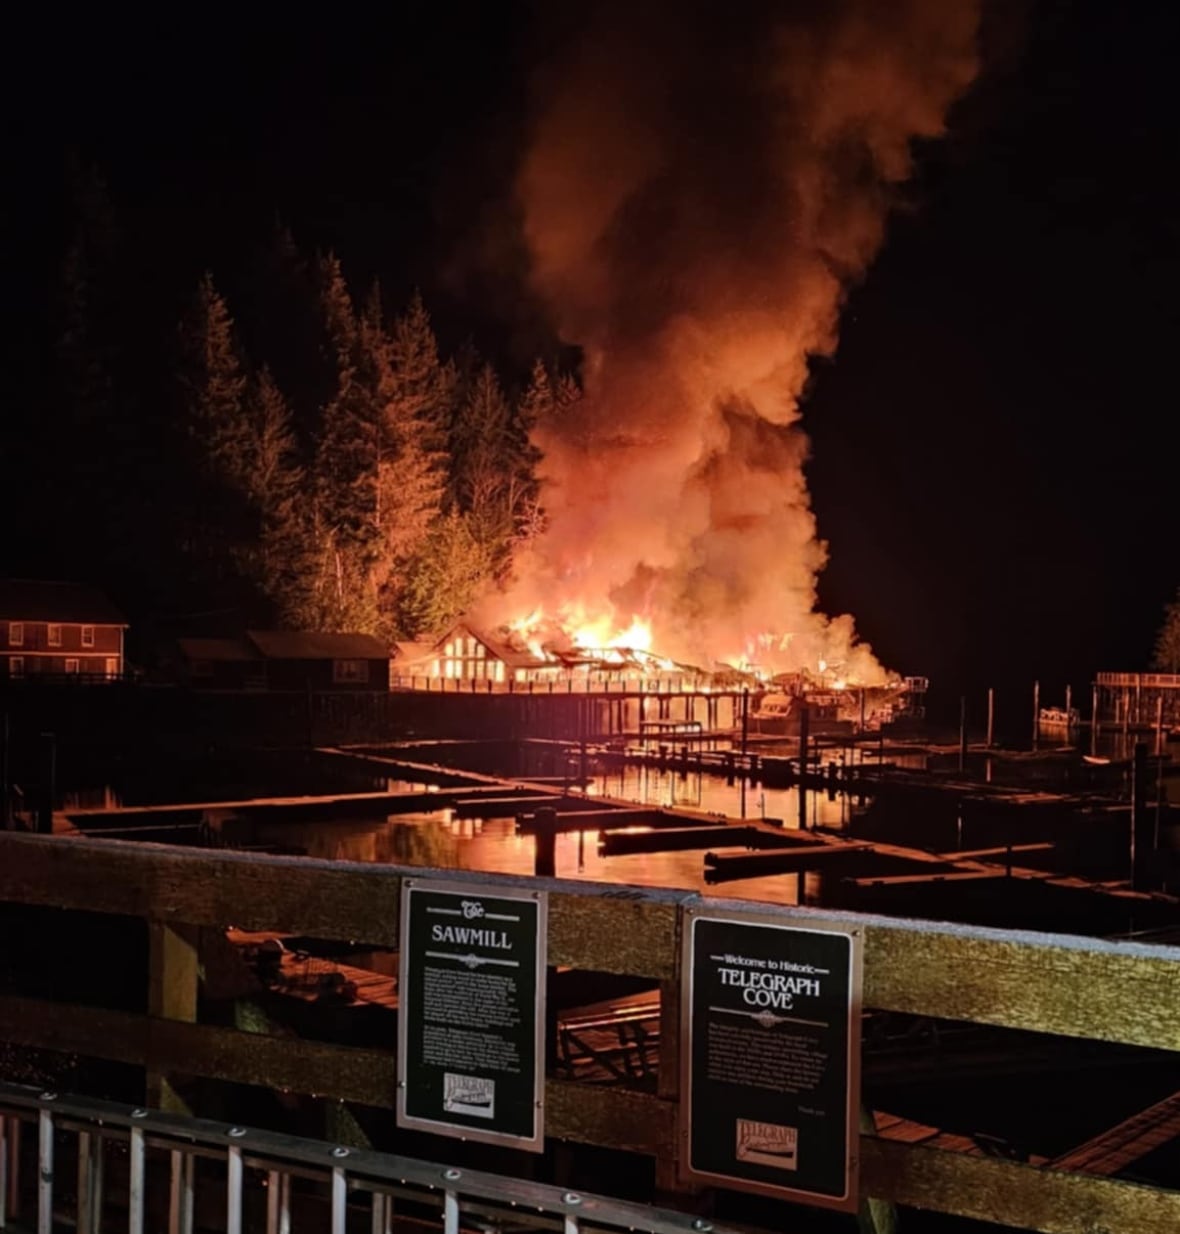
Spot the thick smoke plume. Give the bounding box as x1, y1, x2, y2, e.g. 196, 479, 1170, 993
501, 0, 979, 679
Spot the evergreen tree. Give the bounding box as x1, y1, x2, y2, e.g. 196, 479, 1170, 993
363, 288, 448, 632
243, 220, 329, 445
1152, 588, 1180, 674
243, 368, 323, 626
175, 273, 255, 592
397, 511, 494, 637
312, 254, 382, 632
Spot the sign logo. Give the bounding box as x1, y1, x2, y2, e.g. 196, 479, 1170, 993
461, 900, 485, 919
736, 1119, 798, 1170
443, 1072, 495, 1119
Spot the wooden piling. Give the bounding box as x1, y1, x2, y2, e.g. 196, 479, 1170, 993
959, 697, 968, 772
1032, 680, 1040, 750
797, 704, 809, 831
1130, 742, 1152, 891
534, 806, 557, 877
37, 732, 55, 835
986, 688, 995, 749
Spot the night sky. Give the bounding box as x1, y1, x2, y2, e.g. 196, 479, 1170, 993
3, 0, 1176, 727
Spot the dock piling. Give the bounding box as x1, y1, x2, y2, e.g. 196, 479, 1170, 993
534, 806, 557, 877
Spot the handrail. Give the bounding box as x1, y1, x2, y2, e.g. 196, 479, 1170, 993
0, 1081, 720, 1234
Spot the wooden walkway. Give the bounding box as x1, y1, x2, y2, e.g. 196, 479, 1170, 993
1048, 1090, 1180, 1176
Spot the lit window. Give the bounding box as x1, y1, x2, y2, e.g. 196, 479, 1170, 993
10, 656, 24, 677
9, 622, 23, 647
495, 660, 505, 682
475, 642, 485, 658
82, 625, 95, 647
48, 624, 62, 647
105, 658, 119, 678
64, 658, 79, 674
444, 642, 454, 657
333, 659, 370, 684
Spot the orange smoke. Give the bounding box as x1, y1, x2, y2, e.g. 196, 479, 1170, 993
500, 0, 979, 681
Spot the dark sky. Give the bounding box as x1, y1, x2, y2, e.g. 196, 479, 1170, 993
3, 0, 1176, 724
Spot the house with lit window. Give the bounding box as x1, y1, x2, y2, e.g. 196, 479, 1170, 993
1, 579, 127, 681
178, 630, 390, 691
391, 622, 556, 687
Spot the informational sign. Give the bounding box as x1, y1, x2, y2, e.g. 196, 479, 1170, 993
681, 907, 862, 1209
397, 878, 546, 1151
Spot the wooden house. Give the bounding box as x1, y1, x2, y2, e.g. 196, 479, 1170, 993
393, 622, 557, 687
178, 631, 391, 691
1, 578, 127, 681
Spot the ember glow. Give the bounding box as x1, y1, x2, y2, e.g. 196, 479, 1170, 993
484, 0, 980, 686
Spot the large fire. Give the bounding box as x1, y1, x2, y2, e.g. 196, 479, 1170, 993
478, 3, 978, 691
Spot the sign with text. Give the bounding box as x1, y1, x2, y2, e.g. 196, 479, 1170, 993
397, 878, 546, 1151
681, 908, 862, 1209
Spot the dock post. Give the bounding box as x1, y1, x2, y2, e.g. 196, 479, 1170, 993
1157, 694, 1165, 756
797, 704, 809, 831
986, 687, 995, 749
37, 732, 55, 835
534, 806, 557, 877
959, 697, 968, 772
740, 687, 749, 762
1130, 742, 1153, 890
1065, 683, 1073, 730
1032, 680, 1040, 750
1091, 682, 1101, 755
147, 922, 199, 1112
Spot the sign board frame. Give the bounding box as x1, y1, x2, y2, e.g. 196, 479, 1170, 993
680, 905, 862, 1210
397, 876, 547, 1152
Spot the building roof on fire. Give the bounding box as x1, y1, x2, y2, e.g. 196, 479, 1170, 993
439, 622, 555, 669
0, 578, 127, 626
246, 631, 390, 661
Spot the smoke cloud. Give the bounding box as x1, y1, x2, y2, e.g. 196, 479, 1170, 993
501, 0, 979, 679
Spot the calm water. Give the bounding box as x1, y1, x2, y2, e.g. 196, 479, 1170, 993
210, 807, 822, 907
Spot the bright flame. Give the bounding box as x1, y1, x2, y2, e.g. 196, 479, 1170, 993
571, 614, 652, 652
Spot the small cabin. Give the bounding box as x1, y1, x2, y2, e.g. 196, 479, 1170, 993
179, 631, 390, 691
0, 578, 127, 681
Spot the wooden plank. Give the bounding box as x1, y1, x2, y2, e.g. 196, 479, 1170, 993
516, 808, 666, 832
860, 913, 1180, 1051
0, 832, 403, 946
1048, 1091, 1180, 1176
0, 994, 672, 1155
6, 834, 1180, 1047
848, 871, 1004, 888
703, 844, 876, 881
862, 1137, 1180, 1234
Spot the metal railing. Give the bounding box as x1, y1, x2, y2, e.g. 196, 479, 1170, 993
0, 1082, 719, 1234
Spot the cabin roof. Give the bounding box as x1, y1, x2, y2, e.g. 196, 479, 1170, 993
246, 631, 390, 661
439, 622, 554, 669
177, 637, 259, 663
0, 578, 127, 626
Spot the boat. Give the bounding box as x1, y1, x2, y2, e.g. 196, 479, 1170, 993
750, 691, 853, 737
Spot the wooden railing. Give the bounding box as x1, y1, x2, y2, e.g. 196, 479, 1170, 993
2, 831, 1180, 1232
1096, 671, 1180, 689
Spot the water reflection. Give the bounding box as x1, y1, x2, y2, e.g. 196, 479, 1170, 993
206, 805, 811, 905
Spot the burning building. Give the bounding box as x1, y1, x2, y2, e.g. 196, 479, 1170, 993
466, 0, 978, 707
392, 620, 702, 692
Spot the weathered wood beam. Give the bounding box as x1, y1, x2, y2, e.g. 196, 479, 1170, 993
5, 835, 1180, 1046
0, 995, 672, 1155
2, 993, 1177, 1233
862, 1136, 1180, 1234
